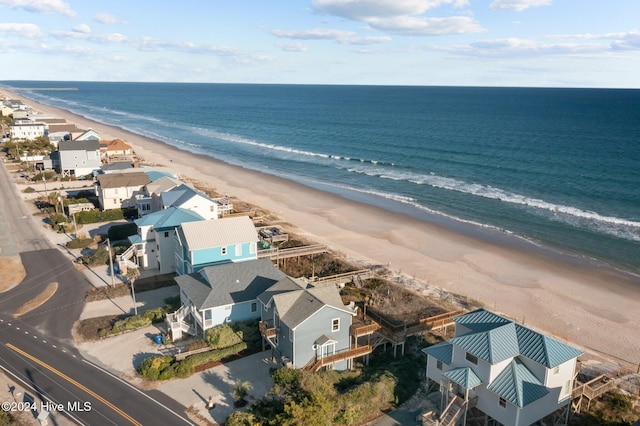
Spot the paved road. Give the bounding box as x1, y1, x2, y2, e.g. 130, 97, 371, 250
0, 160, 195, 425
0, 316, 194, 425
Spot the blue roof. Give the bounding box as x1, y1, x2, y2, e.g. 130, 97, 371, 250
515, 324, 584, 368
454, 308, 512, 334
422, 342, 453, 365
145, 171, 174, 182
128, 234, 142, 244
451, 309, 583, 367
487, 358, 549, 407
443, 367, 482, 389
450, 322, 520, 364
134, 207, 204, 230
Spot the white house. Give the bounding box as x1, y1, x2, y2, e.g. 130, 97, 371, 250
160, 184, 223, 220
422, 309, 583, 426
95, 172, 150, 210
10, 122, 46, 140
122, 207, 204, 274
135, 176, 181, 216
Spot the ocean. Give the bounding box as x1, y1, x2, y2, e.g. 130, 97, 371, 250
3, 81, 640, 276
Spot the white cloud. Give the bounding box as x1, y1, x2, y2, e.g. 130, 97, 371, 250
0, 23, 42, 38
271, 28, 391, 45
489, 0, 551, 12
72, 24, 91, 34
368, 16, 484, 35
271, 28, 355, 41
94, 12, 128, 25
311, 0, 468, 20
0, 0, 76, 17
276, 42, 308, 52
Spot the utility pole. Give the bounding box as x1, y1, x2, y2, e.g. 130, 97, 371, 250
72, 212, 78, 239
41, 171, 48, 200
107, 238, 115, 287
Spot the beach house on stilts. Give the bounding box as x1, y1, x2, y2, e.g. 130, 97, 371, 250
422, 309, 583, 426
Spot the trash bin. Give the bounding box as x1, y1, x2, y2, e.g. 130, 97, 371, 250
154, 334, 162, 345
113, 265, 120, 275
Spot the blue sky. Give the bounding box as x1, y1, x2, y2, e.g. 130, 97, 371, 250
1, 0, 639, 87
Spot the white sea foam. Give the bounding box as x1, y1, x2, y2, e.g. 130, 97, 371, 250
344, 166, 640, 242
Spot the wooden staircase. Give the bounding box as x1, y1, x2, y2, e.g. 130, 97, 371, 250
303, 345, 373, 372
439, 395, 465, 426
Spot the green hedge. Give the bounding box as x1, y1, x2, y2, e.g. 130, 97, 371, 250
108, 222, 138, 240
76, 209, 124, 224
66, 238, 93, 249
138, 356, 174, 381
111, 315, 152, 334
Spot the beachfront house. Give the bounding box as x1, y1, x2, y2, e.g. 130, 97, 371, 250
422, 308, 583, 426
174, 216, 258, 275
168, 258, 290, 340
95, 172, 150, 210
101, 138, 134, 159
119, 206, 205, 274
54, 139, 101, 177
258, 281, 361, 371
9, 121, 47, 140
72, 128, 100, 141
135, 176, 181, 216
160, 183, 232, 220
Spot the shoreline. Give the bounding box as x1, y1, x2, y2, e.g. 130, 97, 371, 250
3, 87, 640, 363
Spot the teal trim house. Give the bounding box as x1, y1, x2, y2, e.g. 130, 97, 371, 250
423, 309, 583, 426
121, 207, 204, 274
174, 216, 258, 275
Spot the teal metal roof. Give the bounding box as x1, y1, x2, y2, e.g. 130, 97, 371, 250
443, 367, 482, 389
487, 358, 549, 407
450, 322, 520, 364
515, 324, 584, 368
134, 207, 204, 230
451, 309, 583, 368
422, 342, 453, 365
454, 308, 512, 334
128, 234, 142, 244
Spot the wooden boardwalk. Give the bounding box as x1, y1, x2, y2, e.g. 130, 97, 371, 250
257, 244, 328, 260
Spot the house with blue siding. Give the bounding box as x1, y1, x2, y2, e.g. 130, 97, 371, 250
258, 282, 362, 371
167, 258, 297, 340
119, 207, 204, 274
174, 216, 258, 275
422, 309, 583, 426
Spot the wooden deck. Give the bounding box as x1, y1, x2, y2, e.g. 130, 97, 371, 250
259, 320, 276, 338
257, 244, 328, 260
350, 318, 382, 338
310, 269, 373, 288
572, 374, 615, 412
303, 345, 373, 372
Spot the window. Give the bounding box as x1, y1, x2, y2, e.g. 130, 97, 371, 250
235, 244, 241, 256
498, 397, 506, 408
249, 242, 256, 254
221, 247, 227, 255
210, 205, 215, 212
251, 302, 257, 313
563, 380, 571, 396
465, 352, 478, 365
164, 231, 169, 238
332, 318, 340, 332
204, 310, 212, 320
436, 360, 443, 370
553, 366, 560, 375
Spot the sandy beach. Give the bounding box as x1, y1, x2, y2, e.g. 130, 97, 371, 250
3, 87, 640, 364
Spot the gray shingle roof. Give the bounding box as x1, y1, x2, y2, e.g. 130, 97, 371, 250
58, 139, 100, 152
272, 285, 354, 330
175, 258, 287, 310
257, 277, 307, 306
97, 172, 150, 189
177, 216, 258, 251
487, 358, 549, 407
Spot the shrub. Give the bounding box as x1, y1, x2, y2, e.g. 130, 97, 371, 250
186, 342, 247, 366
80, 246, 110, 267
108, 222, 137, 240
174, 358, 195, 378
206, 324, 243, 349
23, 186, 35, 193
66, 238, 93, 249
225, 411, 256, 426
76, 209, 124, 224
188, 340, 209, 351
111, 314, 152, 334
271, 367, 301, 387
49, 213, 67, 225
138, 356, 173, 380
143, 307, 166, 323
